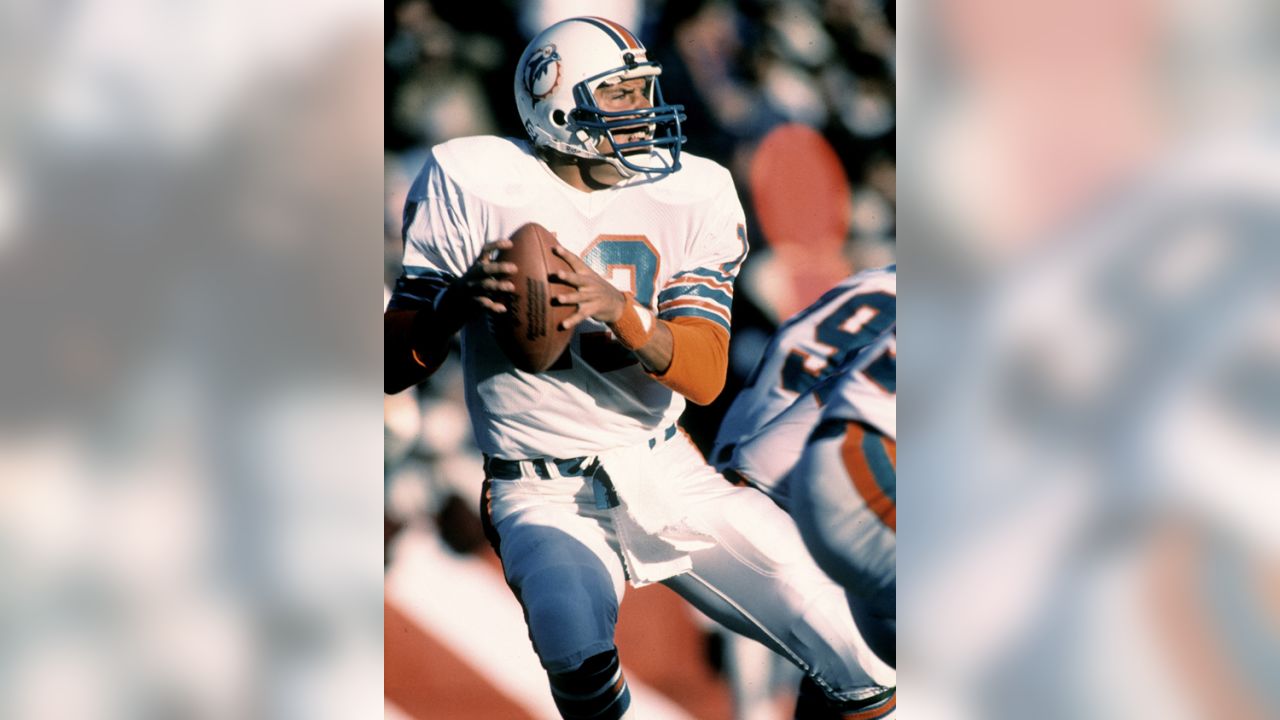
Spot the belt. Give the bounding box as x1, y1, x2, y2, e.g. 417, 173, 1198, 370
484, 424, 679, 481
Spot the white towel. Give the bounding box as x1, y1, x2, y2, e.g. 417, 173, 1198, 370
594, 445, 717, 587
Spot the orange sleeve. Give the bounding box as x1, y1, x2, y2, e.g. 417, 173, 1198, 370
649, 316, 729, 406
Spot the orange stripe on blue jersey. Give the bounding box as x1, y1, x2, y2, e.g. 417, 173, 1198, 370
841, 422, 896, 532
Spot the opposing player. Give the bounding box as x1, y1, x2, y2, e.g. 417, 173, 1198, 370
714, 269, 897, 670
791, 337, 897, 667
384, 17, 894, 720
713, 266, 896, 508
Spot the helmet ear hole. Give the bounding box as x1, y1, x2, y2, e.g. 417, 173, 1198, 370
551, 110, 567, 126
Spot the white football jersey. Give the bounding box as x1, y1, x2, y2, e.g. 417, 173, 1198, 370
390, 136, 747, 459
729, 330, 896, 506
816, 336, 897, 439
712, 267, 896, 470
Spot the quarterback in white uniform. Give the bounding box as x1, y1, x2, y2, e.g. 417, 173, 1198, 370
384, 17, 894, 720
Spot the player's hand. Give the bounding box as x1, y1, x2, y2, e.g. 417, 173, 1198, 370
456, 239, 519, 314
548, 245, 628, 330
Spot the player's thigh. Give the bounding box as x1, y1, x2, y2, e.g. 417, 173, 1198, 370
481, 477, 627, 671
663, 482, 830, 648
791, 421, 895, 609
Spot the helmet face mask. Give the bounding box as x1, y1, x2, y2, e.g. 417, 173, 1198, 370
515, 18, 686, 177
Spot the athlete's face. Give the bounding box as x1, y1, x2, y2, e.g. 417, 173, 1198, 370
593, 77, 652, 155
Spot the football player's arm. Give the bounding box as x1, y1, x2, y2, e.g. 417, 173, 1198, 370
641, 179, 748, 404
384, 292, 462, 395
614, 306, 729, 406
385, 239, 517, 395
550, 247, 730, 405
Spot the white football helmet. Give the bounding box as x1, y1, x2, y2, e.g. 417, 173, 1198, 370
514, 17, 686, 177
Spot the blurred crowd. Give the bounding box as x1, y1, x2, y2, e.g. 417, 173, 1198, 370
902, 1, 1280, 717
0, 2, 385, 717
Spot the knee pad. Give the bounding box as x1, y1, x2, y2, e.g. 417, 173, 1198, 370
548, 649, 631, 720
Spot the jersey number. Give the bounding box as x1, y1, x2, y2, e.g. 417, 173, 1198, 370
549, 235, 659, 373
779, 291, 895, 395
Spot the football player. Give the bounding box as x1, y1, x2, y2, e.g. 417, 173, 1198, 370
713, 266, 896, 508
791, 339, 897, 668
716, 269, 897, 669
384, 17, 894, 720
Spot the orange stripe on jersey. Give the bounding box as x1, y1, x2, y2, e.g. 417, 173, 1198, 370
588, 16, 641, 48
659, 296, 732, 323
664, 275, 735, 294
841, 423, 896, 533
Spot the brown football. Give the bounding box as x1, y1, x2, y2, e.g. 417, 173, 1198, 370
488, 223, 576, 372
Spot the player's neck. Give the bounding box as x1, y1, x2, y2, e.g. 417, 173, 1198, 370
541, 151, 626, 192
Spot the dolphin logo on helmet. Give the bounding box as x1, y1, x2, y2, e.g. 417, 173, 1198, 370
524, 45, 562, 101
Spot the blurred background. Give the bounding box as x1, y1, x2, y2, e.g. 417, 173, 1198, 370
0, 0, 385, 718
898, 0, 1280, 717
382, 1, 896, 718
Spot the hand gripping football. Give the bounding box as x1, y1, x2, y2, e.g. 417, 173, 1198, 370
488, 223, 576, 372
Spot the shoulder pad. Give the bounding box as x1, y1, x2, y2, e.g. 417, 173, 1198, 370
431, 136, 544, 208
